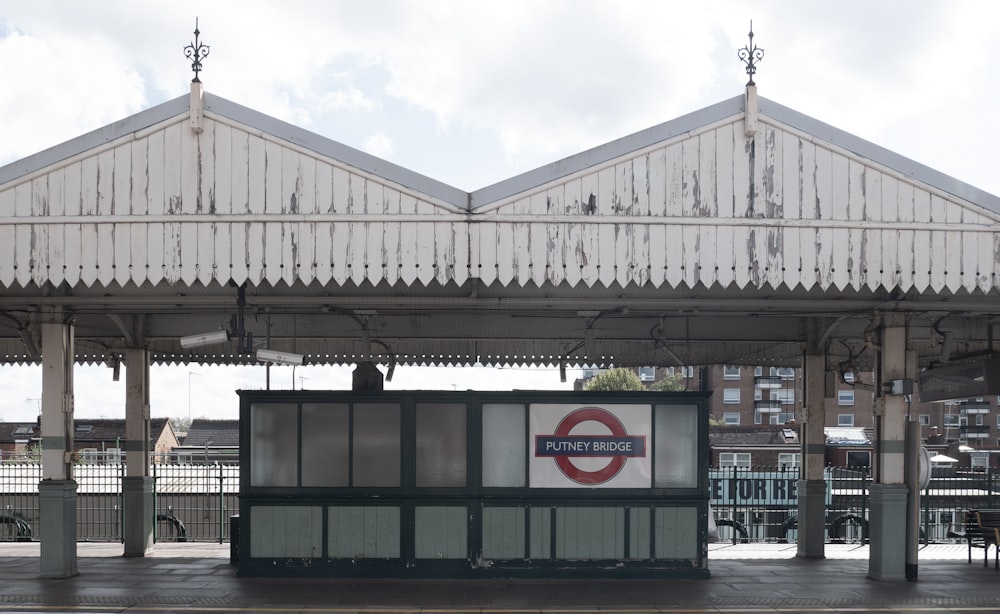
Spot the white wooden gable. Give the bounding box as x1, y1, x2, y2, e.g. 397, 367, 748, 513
1, 86, 998, 368
2, 89, 997, 296
0, 92, 469, 291
470, 95, 1000, 294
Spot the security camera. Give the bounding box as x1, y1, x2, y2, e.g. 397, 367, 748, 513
179, 330, 230, 348
256, 348, 305, 365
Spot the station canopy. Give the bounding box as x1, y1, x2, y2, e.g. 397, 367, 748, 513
1, 88, 998, 371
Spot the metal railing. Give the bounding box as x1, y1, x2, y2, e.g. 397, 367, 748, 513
3, 462, 999, 543
710, 465, 1000, 544
0, 462, 239, 543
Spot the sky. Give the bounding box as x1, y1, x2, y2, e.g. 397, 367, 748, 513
1, 1, 999, 422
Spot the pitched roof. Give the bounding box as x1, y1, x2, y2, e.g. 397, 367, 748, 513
182, 419, 239, 447
0, 419, 170, 444
3, 92, 996, 216
709, 424, 799, 447
0, 422, 38, 441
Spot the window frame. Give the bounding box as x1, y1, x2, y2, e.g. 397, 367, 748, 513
719, 452, 751, 468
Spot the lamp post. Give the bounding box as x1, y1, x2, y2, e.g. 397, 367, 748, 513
188, 371, 201, 423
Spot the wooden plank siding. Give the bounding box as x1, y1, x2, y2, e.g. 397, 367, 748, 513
1, 111, 998, 297
472, 118, 1000, 293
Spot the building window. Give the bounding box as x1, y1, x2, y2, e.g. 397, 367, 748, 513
723, 412, 741, 425
997, 415, 1000, 428
754, 412, 763, 424
771, 389, 795, 405
844, 371, 856, 383
846, 450, 871, 468
838, 390, 855, 406
719, 452, 751, 468
838, 414, 854, 427
919, 415, 930, 426
775, 367, 795, 380
723, 388, 740, 404
769, 412, 795, 425
754, 388, 763, 401
638, 366, 655, 382
977, 415, 985, 426
777, 453, 801, 469
945, 414, 960, 427
723, 365, 740, 380
754, 366, 763, 376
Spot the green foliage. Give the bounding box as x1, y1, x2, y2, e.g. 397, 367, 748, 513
169, 416, 192, 433
583, 368, 647, 391
650, 371, 686, 391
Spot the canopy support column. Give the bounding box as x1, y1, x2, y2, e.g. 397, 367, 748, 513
38, 307, 77, 578
797, 343, 827, 559
123, 346, 154, 556
868, 314, 908, 581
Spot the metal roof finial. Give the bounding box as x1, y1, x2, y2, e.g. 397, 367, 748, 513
184, 18, 210, 83
737, 20, 764, 86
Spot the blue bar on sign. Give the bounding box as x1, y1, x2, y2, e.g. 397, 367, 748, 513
535, 436, 646, 457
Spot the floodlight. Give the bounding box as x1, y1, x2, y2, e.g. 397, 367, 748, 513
179, 330, 230, 349
256, 348, 304, 365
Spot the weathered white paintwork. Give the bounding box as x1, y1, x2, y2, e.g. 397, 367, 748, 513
2, 93, 996, 296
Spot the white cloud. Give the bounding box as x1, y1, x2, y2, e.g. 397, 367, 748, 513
363, 131, 395, 158
0, 29, 146, 163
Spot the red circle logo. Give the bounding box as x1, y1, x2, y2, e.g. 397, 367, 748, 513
552, 407, 629, 485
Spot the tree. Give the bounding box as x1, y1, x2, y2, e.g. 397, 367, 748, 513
170, 416, 192, 434
583, 368, 646, 391
650, 371, 686, 392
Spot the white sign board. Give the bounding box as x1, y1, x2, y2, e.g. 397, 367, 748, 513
529, 403, 651, 488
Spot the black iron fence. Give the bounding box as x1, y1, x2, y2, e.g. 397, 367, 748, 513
0, 462, 238, 543
2, 463, 998, 543
710, 466, 1000, 544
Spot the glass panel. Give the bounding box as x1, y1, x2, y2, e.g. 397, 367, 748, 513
353, 403, 401, 487
482, 403, 526, 487
654, 404, 698, 488
301, 403, 349, 487
416, 402, 467, 487
250, 403, 298, 487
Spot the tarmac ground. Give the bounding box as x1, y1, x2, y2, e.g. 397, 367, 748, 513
0, 541, 997, 614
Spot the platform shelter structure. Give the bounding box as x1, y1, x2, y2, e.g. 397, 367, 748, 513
1, 71, 999, 581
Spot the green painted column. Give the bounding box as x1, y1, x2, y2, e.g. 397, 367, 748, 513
867, 484, 908, 581
38, 308, 77, 578
38, 480, 78, 578
796, 479, 827, 558
123, 346, 154, 556
868, 314, 909, 581
797, 348, 827, 559
122, 477, 154, 556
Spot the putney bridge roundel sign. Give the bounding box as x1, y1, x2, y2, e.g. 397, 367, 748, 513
530, 404, 651, 488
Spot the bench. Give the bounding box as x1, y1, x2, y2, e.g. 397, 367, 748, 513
948, 510, 985, 564
976, 510, 1000, 569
